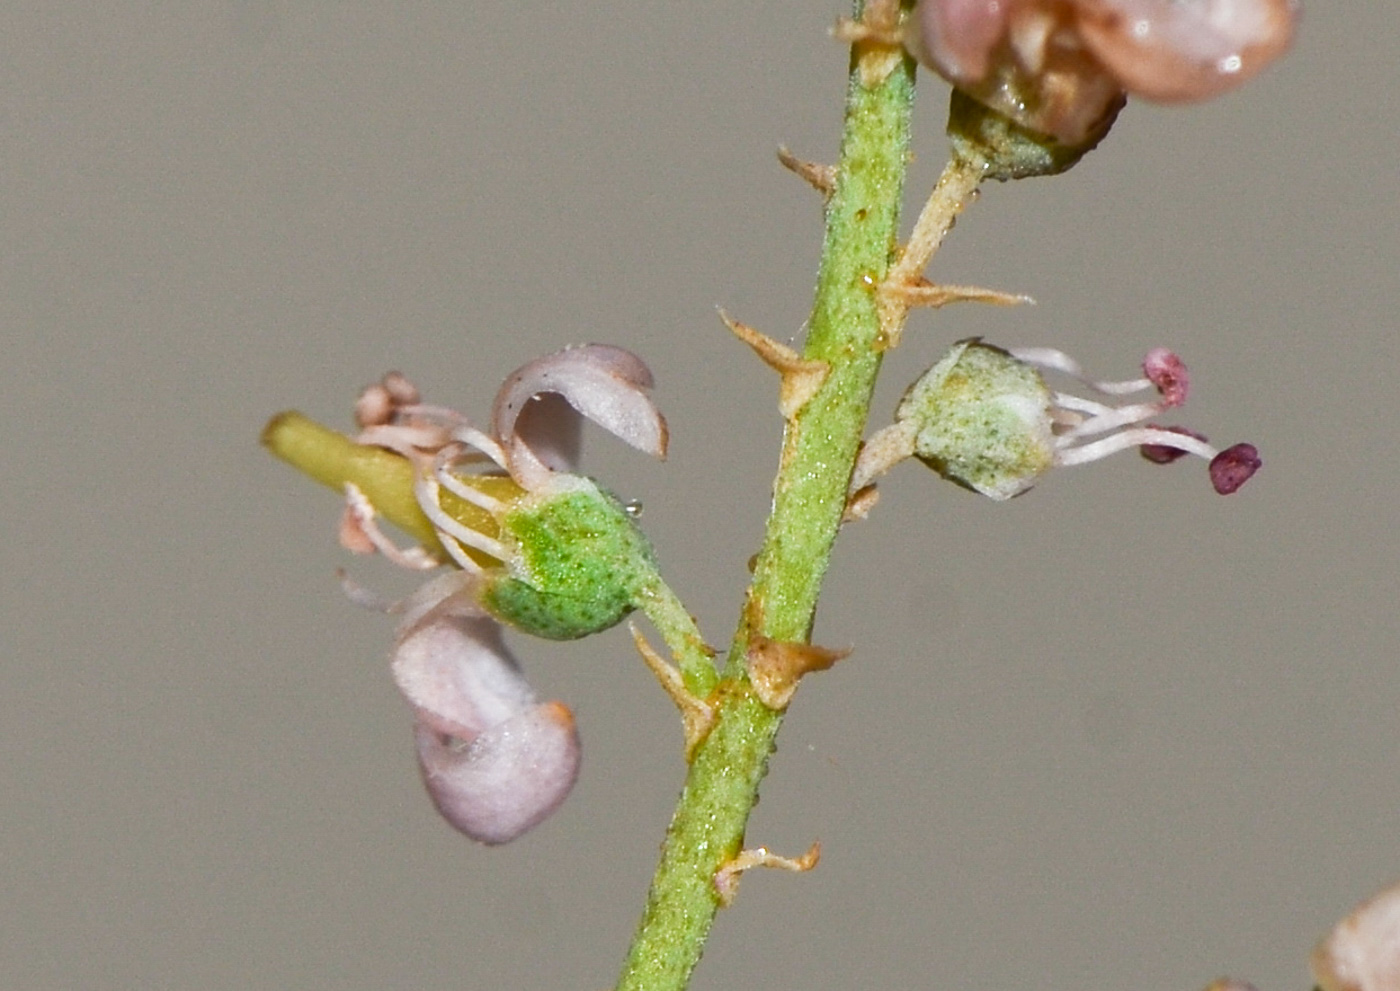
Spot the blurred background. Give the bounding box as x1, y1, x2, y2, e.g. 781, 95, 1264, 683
4, 3, 1396, 989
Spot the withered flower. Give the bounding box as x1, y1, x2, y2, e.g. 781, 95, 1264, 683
909, 0, 1299, 143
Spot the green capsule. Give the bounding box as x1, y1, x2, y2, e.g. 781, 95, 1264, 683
898, 339, 1055, 501
481, 476, 657, 640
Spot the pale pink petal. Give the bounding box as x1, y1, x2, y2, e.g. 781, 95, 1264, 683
414, 702, 582, 845
1313, 880, 1400, 991
392, 608, 536, 740
388, 572, 581, 843
493, 344, 668, 492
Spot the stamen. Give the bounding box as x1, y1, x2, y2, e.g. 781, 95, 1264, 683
1051, 392, 1116, 418
1055, 399, 1176, 441
355, 372, 422, 428
447, 424, 509, 470
380, 371, 420, 406
1055, 425, 1218, 466
1142, 347, 1189, 406
413, 474, 505, 572
354, 384, 395, 429
356, 422, 452, 455
432, 446, 509, 517
341, 482, 440, 570
1209, 443, 1261, 495
336, 568, 403, 613
1140, 426, 1208, 463
1010, 347, 1153, 396
396, 401, 471, 426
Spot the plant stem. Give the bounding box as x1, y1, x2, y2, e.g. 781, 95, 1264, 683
613, 4, 943, 987
634, 579, 720, 699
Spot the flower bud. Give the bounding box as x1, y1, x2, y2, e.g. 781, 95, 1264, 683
897, 339, 1057, 500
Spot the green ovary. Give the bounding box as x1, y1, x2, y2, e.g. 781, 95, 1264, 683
483, 482, 658, 640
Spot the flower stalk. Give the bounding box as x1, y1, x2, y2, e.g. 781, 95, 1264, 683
615, 2, 933, 987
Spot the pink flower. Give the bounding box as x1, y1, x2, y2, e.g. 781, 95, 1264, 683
909, 0, 1299, 143
341, 345, 669, 842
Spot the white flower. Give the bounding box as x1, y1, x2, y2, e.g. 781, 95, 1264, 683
341, 345, 669, 842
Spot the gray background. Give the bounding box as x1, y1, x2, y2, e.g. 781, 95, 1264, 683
5, 3, 1395, 989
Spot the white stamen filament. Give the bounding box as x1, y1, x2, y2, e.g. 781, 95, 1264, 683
432, 448, 508, 517
413, 474, 506, 572
1050, 391, 1115, 417
448, 424, 509, 470
1010, 347, 1153, 395
1056, 399, 1172, 441
356, 422, 451, 453
336, 569, 403, 613
1056, 426, 1217, 466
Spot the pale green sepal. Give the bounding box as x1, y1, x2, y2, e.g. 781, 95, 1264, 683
898, 339, 1055, 501
946, 88, 1120, 183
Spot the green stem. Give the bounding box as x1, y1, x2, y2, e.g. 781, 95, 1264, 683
634, 579, 720, 699
613, 7, 929, 988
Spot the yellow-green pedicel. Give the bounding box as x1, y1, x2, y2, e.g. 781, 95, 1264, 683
482, 476, 658, 640
899, 339, 1055, 501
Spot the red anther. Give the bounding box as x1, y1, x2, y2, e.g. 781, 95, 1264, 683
1142, 348, 1189, 407
1209, 443, 1262, 494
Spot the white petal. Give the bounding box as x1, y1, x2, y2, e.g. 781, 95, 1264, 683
392, 610, 536, 739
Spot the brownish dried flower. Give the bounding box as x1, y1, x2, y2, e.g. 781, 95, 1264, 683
909, 0, 1299, 143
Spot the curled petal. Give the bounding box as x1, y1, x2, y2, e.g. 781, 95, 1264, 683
392, 597, 535, 739
390, 572, 580, 842
507, 392, 582, 479
1075, 0, 1298, 102
493, 344, 668, 491
414, 701, 581, 845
